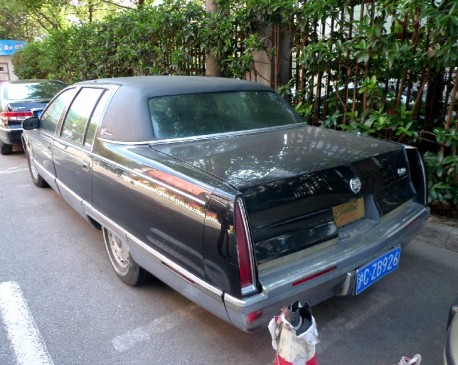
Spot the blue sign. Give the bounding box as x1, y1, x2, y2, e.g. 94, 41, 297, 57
0, 40, 27, 56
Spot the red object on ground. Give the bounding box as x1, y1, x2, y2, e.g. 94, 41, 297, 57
269, 302, 319, 365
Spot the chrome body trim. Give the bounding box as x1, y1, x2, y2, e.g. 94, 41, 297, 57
55, 179, 86, 218
81, 201, 228, 321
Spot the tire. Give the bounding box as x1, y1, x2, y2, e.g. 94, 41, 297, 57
0, 142, 12, 155
102, 227, 150, 286
26, 149, 48, 188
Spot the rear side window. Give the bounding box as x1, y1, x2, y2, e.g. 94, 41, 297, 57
84, 90, 110, 147
61, 88, 105, 145
40, 88, 77, 133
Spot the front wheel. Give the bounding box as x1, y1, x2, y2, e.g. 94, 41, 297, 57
102, 227, 150, 286
26, 148, 48, 188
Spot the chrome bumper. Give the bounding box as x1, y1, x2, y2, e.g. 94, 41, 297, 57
223, 202, 429, 332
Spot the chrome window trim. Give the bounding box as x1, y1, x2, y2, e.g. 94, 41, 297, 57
96, 123, 303, 146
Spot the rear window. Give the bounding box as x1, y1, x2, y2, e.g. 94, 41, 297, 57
148, 91, 303, 139
5, 81, 66, 101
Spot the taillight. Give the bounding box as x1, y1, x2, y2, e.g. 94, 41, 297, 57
234, 199, 257, 295
0, 111, 33, 123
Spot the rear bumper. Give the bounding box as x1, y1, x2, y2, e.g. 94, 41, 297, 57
223, 201, 429, 332
0, 126, 23, 145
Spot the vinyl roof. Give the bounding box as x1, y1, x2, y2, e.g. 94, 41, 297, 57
77, 75, 272, 98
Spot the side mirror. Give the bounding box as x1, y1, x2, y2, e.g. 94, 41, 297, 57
22, 116, 40, 130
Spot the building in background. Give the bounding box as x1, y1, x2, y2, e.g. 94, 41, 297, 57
0, 40, 27, 81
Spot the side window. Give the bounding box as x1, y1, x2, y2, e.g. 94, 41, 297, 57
84, 90, 110, 147
61, 88, 104, 145
40, 88, 77, 133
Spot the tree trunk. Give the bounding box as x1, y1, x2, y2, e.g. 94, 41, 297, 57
205, 0, 221, 77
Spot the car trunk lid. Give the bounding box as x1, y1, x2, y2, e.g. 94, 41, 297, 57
151, 125, 415, 264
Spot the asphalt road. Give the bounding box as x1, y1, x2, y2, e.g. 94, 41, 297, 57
1, 151, 457, 365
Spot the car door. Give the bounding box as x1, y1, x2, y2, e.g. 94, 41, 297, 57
29, 87, 78, 191
52, 87, 109, 217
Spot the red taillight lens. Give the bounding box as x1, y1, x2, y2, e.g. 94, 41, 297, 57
235, 199, 255, 293
246, 310, 263, 323
0, 111, 33, 123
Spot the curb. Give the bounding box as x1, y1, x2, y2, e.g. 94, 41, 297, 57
420, 216, 458, 253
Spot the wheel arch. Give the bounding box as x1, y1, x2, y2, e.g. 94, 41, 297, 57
21, 135, 28, 153
86, 215, 102, 230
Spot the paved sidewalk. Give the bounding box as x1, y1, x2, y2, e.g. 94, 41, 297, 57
420, 215, 458, 253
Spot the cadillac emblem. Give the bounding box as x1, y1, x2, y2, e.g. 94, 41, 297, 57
397, 167, 407, 177
350, 177, 362, 194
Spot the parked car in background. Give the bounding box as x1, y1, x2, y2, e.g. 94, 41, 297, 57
21, 76, 429, 332
0, 79, 66, 154
445, 298, 458, 365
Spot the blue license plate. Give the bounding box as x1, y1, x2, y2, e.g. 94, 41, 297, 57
355, 247, 401, 295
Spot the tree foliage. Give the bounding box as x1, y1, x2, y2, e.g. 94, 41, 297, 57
0, 0, 155, 40
0, 0, 43, 40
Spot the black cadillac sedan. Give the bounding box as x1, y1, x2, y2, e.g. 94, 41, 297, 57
21, 76, 429, 332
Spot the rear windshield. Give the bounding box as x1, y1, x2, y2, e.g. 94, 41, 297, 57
148, 91, 303, 139
5, 81, 66, 101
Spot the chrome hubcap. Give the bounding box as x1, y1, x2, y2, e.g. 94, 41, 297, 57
107, 231, 129, 269
29, 154, 39, 179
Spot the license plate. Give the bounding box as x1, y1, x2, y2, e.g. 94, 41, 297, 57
332, 198, 365, 228
355, 247, 401, 295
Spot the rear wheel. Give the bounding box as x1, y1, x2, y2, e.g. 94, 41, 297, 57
102, 227, 150, 286
0, 142, 12, 155
26, 148, 48, 188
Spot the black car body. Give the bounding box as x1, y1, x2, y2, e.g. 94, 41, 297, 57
21, 76, 429, 332
0, 79, 66, 154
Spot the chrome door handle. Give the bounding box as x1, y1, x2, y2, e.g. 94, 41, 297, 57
82, 161, 91, 172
